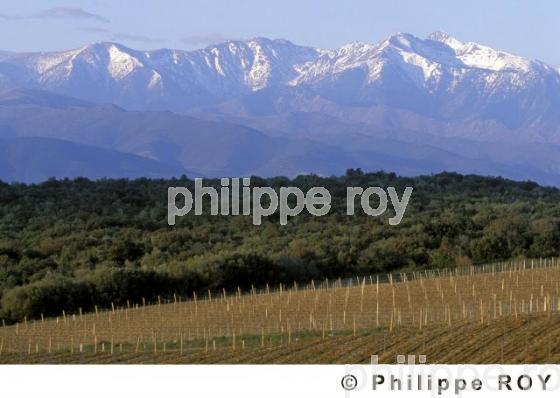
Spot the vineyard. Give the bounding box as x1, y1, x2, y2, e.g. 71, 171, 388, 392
1, 258, 560, 364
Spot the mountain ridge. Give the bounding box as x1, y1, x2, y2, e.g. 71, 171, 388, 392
2, 31, 558, 143
3, 88, 560, 186
0, 136, 191, 183
2, 33, 560, 184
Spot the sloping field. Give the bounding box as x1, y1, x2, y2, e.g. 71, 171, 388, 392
1, 259, 559, 364
1, 314, 559, 364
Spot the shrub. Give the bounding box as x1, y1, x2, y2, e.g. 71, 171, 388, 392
1, 276, 94, 322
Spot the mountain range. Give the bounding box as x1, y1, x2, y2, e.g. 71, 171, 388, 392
1, 32, 560, 184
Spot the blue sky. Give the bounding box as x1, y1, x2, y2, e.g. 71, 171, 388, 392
1, 0, 559, 65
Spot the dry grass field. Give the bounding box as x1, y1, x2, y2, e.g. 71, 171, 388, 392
1, 258, 560, 364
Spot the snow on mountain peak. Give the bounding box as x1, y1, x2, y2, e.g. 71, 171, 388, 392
427, 31, 464, 50
107, 44, 144, 80
1, 33, 556, 112
426, 32, 533, 72
455, 42, 532, 72
32, 48, 80, 76
387, 32, 417, 48
286, 31, 550, 96
246, 40, 275, 89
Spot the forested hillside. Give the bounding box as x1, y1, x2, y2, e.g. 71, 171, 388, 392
1, 170, 559, 322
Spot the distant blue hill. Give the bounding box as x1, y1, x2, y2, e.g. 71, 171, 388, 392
0, 136, 189, 183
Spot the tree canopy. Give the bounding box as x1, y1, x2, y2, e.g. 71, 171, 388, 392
1, 171, 559, 322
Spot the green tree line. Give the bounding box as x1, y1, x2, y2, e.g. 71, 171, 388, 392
1, 170, 559, 322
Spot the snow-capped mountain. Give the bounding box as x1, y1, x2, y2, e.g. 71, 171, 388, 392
2, 32, 560, 184
276, 32, 560, 142
295, 31, 547, 85
2, 32, 559, 145
2, 32, 559, 116
0, 38, 320, 110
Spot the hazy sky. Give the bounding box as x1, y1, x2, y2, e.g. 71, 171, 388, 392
1, 0, 559, 65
